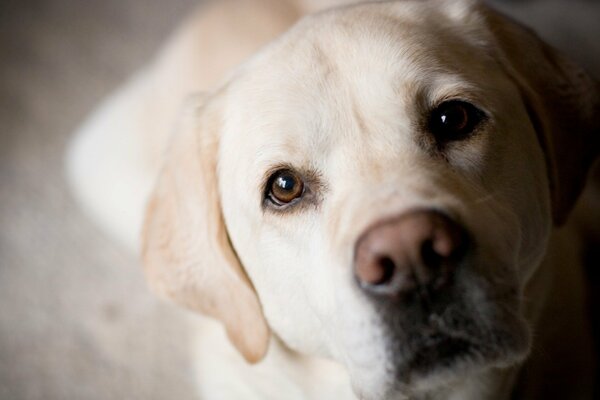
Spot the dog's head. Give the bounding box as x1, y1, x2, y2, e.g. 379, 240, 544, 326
142, 0, 599, 398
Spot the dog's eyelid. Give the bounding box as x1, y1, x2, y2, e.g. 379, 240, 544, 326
425, 85, 491, 113
431, 96, 489, 115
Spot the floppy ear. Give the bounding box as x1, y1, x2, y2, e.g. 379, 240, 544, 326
482, 6, 600, 225
142, 94, 270, 363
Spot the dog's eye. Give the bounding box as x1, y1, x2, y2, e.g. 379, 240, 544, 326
267, 169, 305, 205
428, 100, 485, 142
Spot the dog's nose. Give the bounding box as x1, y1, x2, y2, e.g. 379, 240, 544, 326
354, 210, 468, 297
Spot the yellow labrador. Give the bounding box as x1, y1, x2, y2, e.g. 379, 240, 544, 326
67, 0, 599, 398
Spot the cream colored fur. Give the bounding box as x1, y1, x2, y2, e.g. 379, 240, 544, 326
67, 0, 598, 398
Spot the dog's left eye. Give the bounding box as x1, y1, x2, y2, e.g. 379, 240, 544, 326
266, 169, 305, 206
428, 100, 486, 142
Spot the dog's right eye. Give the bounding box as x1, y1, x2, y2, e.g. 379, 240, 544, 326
266, 169, 305, 206
428, 100, 486, 143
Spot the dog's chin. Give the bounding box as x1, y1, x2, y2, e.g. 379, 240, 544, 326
344, 310, 531, 400
362, 287, 532, 397
344, 330, 525, 400
386, 311, 532, 396
403, 328, 529, 381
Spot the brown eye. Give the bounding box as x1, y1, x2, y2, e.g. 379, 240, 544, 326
267, 169, 304, 205
428, 100, 485, 142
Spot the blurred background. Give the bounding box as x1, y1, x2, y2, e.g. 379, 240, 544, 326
0, 1, 599, 399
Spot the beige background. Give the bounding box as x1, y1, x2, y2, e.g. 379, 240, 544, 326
1, 1, 598, 399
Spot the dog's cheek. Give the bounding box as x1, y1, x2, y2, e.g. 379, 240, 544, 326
452, 88, 553, 287
238, 212, 343, 358
492, 108, 553, 285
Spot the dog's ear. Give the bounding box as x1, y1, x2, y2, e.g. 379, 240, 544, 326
482, 6, 600, 225
142, 94, 270, 363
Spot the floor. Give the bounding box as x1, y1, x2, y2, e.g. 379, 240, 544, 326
0, 1, 198, 399
0, 1, 598, 399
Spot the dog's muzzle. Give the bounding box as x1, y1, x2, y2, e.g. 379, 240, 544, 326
352, 209, 529, 382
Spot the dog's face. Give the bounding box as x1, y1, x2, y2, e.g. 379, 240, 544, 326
143, 1, 599, 398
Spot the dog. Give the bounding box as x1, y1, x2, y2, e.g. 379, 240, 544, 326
67, 0, 599, 398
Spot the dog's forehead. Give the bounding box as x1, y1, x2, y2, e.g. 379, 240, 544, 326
237, 1, 489, 85
220, 1, 498, 176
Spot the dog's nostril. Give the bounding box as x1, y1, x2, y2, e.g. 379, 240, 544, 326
373, 256, 396, 285
421, 239, 443, 270
356, 254, 396, 286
